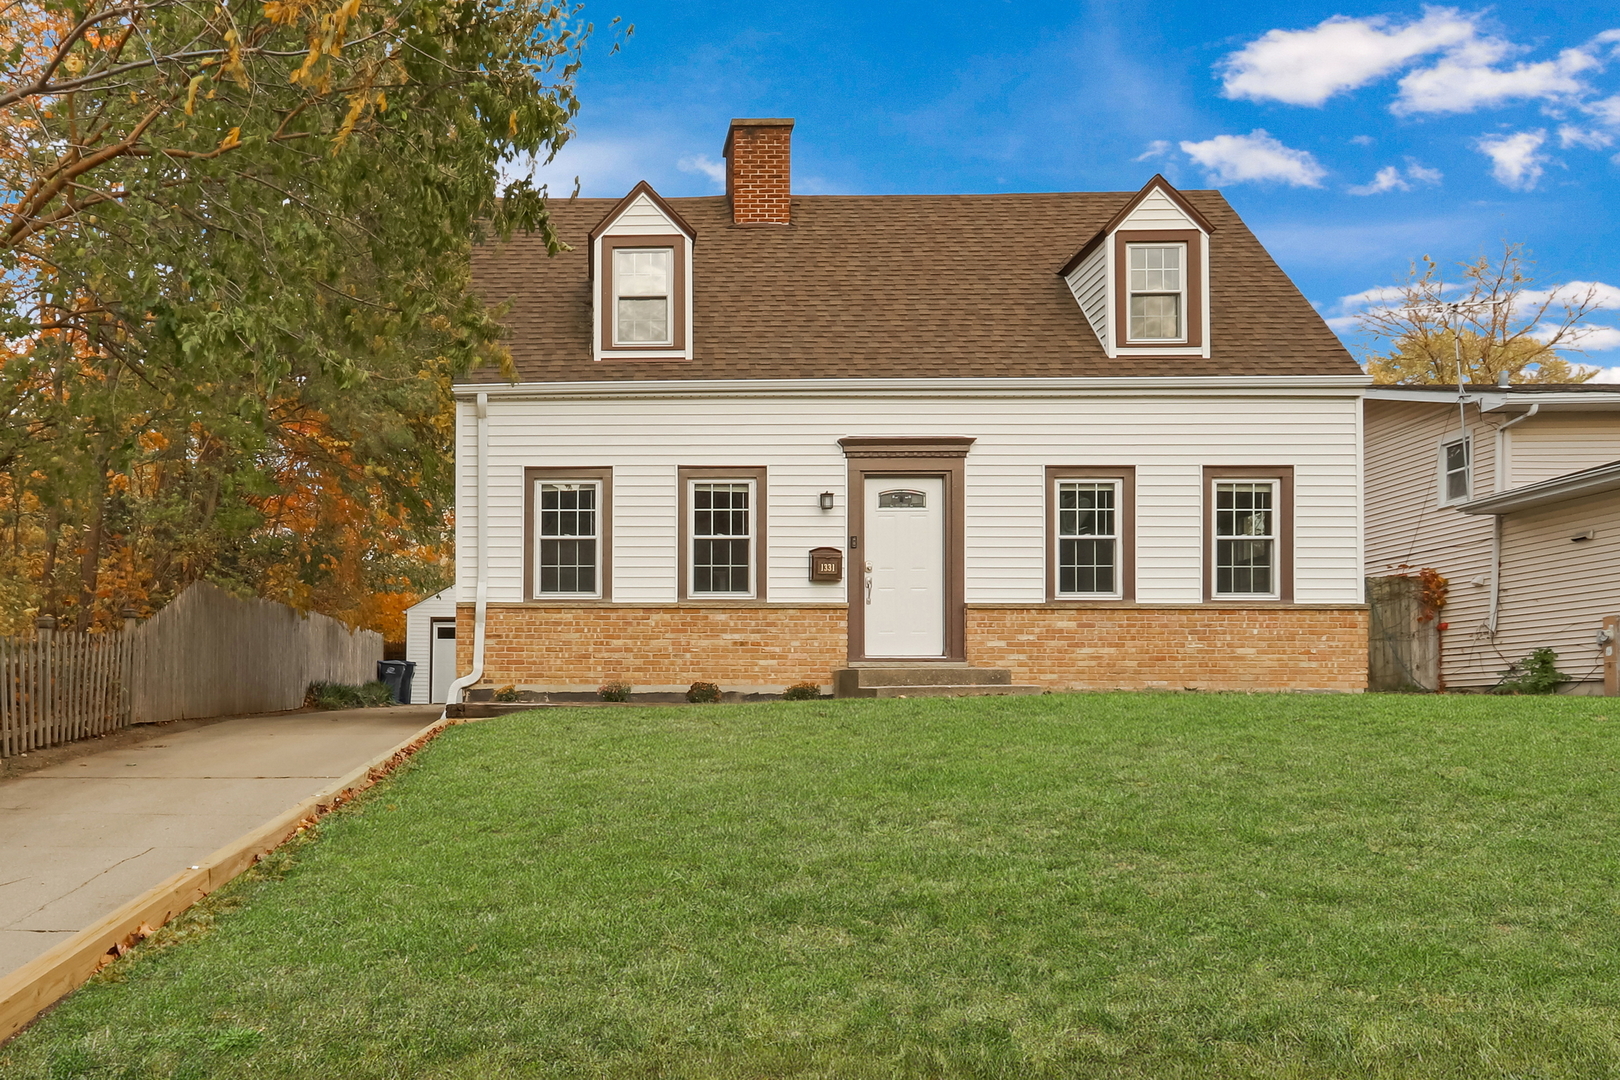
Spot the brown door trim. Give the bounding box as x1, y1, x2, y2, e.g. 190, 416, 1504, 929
843, 444, 971, 663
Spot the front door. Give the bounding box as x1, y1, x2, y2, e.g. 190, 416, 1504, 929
429, 620, 457, 703
864, 476, 945, 658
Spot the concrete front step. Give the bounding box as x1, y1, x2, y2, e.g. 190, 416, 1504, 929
867, 684, 1045, 699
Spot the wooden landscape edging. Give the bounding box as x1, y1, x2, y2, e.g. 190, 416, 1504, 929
0, 714, 458, 1046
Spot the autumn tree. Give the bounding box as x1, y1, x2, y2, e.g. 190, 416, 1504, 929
1358, 244, 1605, 385
0, 0, 613, 635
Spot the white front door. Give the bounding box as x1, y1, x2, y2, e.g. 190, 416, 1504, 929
864, 476, 945, 658
429, 620, 457, 703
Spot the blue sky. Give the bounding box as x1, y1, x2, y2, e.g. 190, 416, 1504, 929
534, 1, 1620, 375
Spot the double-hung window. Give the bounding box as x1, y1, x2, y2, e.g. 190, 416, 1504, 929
1056, 481, 1120, 597
682, 468, 766, 599
1048, 468, 1134, 601
1212, 480, 1278, 598
1127, 244, 1185, 341
1440, 437, 1470, 504
527, 468, 611, 600
613, 248, 673, 346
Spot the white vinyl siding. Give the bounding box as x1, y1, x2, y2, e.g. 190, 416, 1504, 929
1491, 490, 1620, 692
1364, 400, 1498, 688
458, 390, 1362, 609
1120, 189, 1198, 229
1064, 245, 1109, 348
402, 588, 455, 704
1505, 414, 1620, 487
599, 193, 683, 236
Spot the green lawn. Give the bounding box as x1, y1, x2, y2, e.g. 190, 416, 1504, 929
8, 693, 1620, 1078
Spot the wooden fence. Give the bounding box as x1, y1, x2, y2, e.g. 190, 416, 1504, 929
0, 624, 132, 758
1, 582, 382, 757
1367, 574, 1441, 692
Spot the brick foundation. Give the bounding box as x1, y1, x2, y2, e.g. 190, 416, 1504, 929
968, 606, 1368, 692
458, 605, 847, 692
458, 603, 1368, 694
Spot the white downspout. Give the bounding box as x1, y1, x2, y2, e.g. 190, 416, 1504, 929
1486, 403, 1538, 634
445, 392, 490, 709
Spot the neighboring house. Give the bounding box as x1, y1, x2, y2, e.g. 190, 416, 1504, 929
403, 588, 456, 703
1365, 384, 1620, 692
448, 117, 1369, 699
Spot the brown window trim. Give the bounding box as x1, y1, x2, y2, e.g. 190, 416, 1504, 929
1114, 229, 1203, 349
1204, 466, 1293, 603
1046, 466, 1135, 602
679, 466, 768, 602
524, 466, 613, 602
598, 234, 688, 358
843, 452, 968, 664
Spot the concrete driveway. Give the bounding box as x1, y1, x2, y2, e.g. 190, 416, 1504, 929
0, 705, 440, 979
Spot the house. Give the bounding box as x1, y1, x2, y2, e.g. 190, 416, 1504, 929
446, 117, 1369, 700
403, 588, 456, 703
1365, 384, 1620, 692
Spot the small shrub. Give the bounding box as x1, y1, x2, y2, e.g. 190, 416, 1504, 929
1494, 648, 1569, 694
783, 682, 822, 701
686, 681, 722, 704
599, 680, 632, 702
492, 684, 522, 702
305, 681, 394, 710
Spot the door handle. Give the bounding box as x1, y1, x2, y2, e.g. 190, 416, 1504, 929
864, 562, 873, 605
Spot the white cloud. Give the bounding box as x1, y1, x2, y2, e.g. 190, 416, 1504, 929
1349, 134, 1376, 146
1584, 95, 1620, 128
1179, 130, 1326, 187
1475, 129, 1547, 190
1218, 10, 1479, 107
1348, 166, 1409, 195
1134, 140, 1172, 162
677, 154, 726, 189
1406, 162, 1445, 184
1520, 281, 1620, 309
1346, 161, 1444, 195
1339, 285, 1412, 310
1394, 43, 1602, 115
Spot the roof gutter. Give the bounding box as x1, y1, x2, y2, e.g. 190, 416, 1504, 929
443, 392, 489, 713
1459, 456, 1620, 516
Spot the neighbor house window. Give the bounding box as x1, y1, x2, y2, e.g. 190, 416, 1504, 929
526, 467, 612, 600
1212, 480, 1277, 598
613, 248, 673, 345
1127, 244, 1184, 341
1440, 437, 1470, 504
681, 468, 767, 600
1047, 467, 1134, 601
1056, 481, 1119, 597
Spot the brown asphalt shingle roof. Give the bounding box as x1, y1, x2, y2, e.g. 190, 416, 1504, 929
467, 189, 1361, 384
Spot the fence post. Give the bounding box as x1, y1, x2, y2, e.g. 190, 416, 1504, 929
34, 616, 55, 748
120, 606, 139, 728
1604, 615, 1618, 697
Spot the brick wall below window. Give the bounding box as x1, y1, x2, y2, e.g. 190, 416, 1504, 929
968, 606, 1367, 692
455, 604, 1368, 693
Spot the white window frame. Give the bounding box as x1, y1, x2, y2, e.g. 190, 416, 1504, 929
533, 479, 603, 599
688, 478, 756, 599
611, 247, 674, 348
1211, 478, 1280, 600
1126, 242, 1188, 344
1438, 436, 1471, 506
1053, 479, 1122, 599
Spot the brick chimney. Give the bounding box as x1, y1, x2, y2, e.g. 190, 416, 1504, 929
724, 118, 794, 225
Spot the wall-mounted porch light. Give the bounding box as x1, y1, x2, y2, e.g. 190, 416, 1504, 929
819, 491, 836, 511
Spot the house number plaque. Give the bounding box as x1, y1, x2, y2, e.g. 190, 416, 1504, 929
808, 547, 844, 583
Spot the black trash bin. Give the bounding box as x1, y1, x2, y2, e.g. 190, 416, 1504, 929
376, 660, 415, 704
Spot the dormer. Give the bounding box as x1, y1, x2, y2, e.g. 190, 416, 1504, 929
590, 181, 697, 362
1058, 176, 1215, 360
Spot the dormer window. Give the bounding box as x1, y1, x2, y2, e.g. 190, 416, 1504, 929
589, 180, 696, 361
613, 248, 673, 345
1127, 244, 1184, 341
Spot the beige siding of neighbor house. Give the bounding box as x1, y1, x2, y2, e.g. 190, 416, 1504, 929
1492, 491, 1620, 692
457, 387, 1364, 610
1364, 399, 1500, 688
1504, 413, 1620, 487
